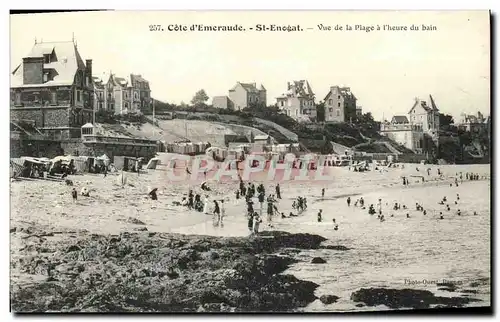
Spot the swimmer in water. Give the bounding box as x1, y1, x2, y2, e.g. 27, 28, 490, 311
439, 212, 444, 220
332, 218, 336, 223
406, 213, 410, 218
457, 209, 461, 216
474, 211, 478, 216
334, 224, 339, 231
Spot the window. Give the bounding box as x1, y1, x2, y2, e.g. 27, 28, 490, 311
134, 92, 139, 100
280, 101, 284, 107
43, 73, 48, 82
328, 99, 332, 105
329, 108, 333, 112
336, 110, 340, 116
51, 92, 57, 105
15, 93, 21, 105
76, 91, 81, 102
337, 102, 341, 107
295, 110, 298, 116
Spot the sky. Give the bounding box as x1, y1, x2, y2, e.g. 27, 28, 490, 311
10, 10, 490, 122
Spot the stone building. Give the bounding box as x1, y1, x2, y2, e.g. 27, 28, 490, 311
104, 73, 151, 115
276, 80, 316, 122
10, 40, 94, 139
212, 82, 266, 110
380, 116, 424, 153
323, 86, 357, 123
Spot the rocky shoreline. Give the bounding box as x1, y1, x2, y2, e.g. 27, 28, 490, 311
10, 225, 331, 312
10, 224, 485, 312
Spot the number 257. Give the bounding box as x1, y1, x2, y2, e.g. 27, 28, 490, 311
149, 25, 162, 31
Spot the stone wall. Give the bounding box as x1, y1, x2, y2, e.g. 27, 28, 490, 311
11, 139, 157, 162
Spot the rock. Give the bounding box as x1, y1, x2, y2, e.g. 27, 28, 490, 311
350, 288, 481, 309
320, 245, 351, 251
319, 295, 339, 304
126, 217, 146, 225
311, 257, 327, 264
355, 303, 365, 307
461, 289, 479, 294
10, 227, 16, 233
66, 245, 81, 253
134, 227, 148, 232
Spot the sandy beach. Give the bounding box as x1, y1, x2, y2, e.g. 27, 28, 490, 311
10, 163, 491, 312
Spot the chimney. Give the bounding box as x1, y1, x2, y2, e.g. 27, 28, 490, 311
86, 59, 93, 86
22, 57, 44, 85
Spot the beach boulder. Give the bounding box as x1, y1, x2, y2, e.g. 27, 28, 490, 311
311, 257, 327, 264
320, 295, 339, 304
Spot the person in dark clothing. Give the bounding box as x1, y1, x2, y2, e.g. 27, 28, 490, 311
317, 209, 322, 222
321, 188, 325, 199
188, 190, 194, 209
149, 188, 158, 200
247, 199, 254, 216
347, 197, 351, 207
71, 188, 77, 203
360, 197, 365, 207
247, 212, 254, 232
276, 184, 281, 199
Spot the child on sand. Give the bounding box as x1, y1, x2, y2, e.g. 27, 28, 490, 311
71, 188, 77, 203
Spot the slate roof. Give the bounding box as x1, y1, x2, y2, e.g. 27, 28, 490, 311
392, 115, 409, 124
11, 41, 86, 88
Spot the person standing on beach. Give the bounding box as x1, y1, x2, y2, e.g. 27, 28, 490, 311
71, 188, 77, 203
252, 212, 262, 235
213, 200, 221, 227
188, 190, 194, 209
317, 209, 323, 222
247, 212, 254, 234
203, 195, 210, 214
276, 183, 281, 199
258, 191, 265, 217
347, 197, 351, 207
377, 199, 383, 215
219, 200, 225, 227
266, 194, 275, 226
321, 188, 325, 199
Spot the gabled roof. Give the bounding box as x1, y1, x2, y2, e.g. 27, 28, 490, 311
391, 115, 409, 124
11, 41, 86, 88
409, 97, 434, 114
324, 85, 356, 101
130, 74, 150, 89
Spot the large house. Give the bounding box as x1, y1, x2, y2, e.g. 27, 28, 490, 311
323, 86, 357, 123
102, 73, 152, 115
408, 95, 440, 140
276, 80, 316, 122
380, 95, 441, 153
213, 82, 266, 110
10, 40, 94, 139
457, 111, 488, 133
380, 115, 424, 153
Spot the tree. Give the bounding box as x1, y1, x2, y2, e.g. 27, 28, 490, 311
439, 113, 454, 127
316, 102, 325, 122
190, 89, 209, 107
